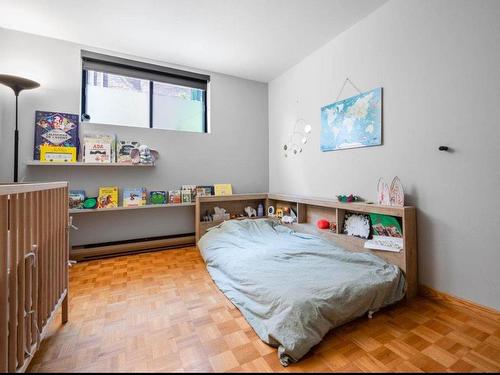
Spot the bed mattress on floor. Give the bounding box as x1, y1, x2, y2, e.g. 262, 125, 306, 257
198, 219, 406, 365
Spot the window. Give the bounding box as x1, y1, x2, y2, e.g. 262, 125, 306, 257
81, 51, 209, 132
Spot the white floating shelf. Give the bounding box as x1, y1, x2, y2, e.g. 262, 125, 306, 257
69, 202, 195, 214
26, 161, 155, 167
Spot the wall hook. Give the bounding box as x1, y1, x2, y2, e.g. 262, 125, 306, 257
438, 146, 449, 151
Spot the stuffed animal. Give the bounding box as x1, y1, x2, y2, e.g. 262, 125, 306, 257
281, 215, 295, 224
130, 145, 159, 165
244, 206, 257, 218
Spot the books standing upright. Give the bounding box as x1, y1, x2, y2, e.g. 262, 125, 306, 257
83, 134, 115, 163
33, 111, 80, 160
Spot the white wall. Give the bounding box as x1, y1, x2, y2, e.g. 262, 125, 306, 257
269, 0, 500, 309
0, 28, 269, 246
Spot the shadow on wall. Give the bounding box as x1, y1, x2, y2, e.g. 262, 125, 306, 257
405, 189, 439, 290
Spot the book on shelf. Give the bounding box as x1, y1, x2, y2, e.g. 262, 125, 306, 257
83, 133, 115, 163
181, 185, 197, 202
117, 141, 140, 164
168, 190, 181, 204
123, 188, 147, 207
40, 145, 77, 162
181, 189, 192, 203
69, 190, 86, 209
214, 184, 232, 196
196, 185, 214, 197
98, 186, 119, 208
33, 111, 80, 161
149, 191, 167, 205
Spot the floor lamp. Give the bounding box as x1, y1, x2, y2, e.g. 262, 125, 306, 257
0, 74, 40, 182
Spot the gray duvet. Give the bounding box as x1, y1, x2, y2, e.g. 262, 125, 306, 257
198, 219, 406, 365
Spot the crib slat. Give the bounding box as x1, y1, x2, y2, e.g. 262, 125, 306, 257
0, 196, 9, 372
17, 194, 26, 369
8, 195, 18, 372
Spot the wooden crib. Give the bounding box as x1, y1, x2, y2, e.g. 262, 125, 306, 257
0, 182, 69, 373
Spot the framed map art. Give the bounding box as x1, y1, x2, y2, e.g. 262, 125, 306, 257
320, 87, 382, 151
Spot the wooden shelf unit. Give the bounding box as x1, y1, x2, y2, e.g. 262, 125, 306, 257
26, 161, 155, 167
195, 193, 268, 241
195, 193, 417, 298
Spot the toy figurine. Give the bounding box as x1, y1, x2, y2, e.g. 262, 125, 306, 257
336, 194, 362, 203
130, 145, 159, 165
244, 206, 257, 218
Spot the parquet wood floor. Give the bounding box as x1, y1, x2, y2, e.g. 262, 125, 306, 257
28, 247, 500, 373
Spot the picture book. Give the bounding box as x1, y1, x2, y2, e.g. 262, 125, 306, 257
123, 188, 147, 207
117, 141, 140, 164
196, 185, 213, 197
40, 145, 77, 162
69, 190, 86, 209
181, 189, 192, 203
168, 190, 181, 204
33, 111, 80, 161
83, 133, 115, 163
98, 186, 118, 208
214, 184, 232, 196
149, 191, 167, 205
181, 185, 197, 201
364, 213, 403, 252
369, 213, 403, 237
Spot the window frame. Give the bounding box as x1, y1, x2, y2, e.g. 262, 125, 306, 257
81, 50, 210, 132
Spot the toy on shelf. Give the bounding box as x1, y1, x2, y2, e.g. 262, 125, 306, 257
336, 194, 362, 203
257, 203, 264, 217
213, 207, 230, 221
316, 219, 330, 229
130, 145, 159, 165
244, 206, 257, 218
82, 197, 98, 209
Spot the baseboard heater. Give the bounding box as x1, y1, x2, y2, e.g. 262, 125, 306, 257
71, 233, 195, 261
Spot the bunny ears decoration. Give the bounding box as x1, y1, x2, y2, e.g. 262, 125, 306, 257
377, 176, 404, 206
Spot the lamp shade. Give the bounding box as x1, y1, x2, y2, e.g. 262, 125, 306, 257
0, 74, 40, 96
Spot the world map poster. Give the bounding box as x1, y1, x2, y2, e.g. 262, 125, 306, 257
320, 87, 382, 151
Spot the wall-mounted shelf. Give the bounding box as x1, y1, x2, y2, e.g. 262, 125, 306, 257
69, 202, 194, 214
26, 161, 155, 167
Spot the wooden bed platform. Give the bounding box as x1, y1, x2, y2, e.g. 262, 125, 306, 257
196, 193, 417, 297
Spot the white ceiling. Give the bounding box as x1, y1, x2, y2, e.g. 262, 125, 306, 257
0, 0, 387, 82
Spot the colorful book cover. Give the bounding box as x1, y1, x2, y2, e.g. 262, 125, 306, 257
196, 185, 214, 197
369, 213, 403, 237
69, 190, 86, 209
83, 134, 115, 163
181, 189, 192, 203
168, 190, 181, 204
40, 145, 77, 162
33, 111, 80, 160
117, 141, 140, 164
149, 191, 167, 205
98, 186, 118, 208
123, 188, 146, 207
182, 185, 197, 201
214, 184, 232, 196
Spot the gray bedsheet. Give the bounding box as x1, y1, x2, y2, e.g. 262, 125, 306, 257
198, 219, 406, 365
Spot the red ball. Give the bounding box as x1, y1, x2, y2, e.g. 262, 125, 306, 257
316, 219, 330, 229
